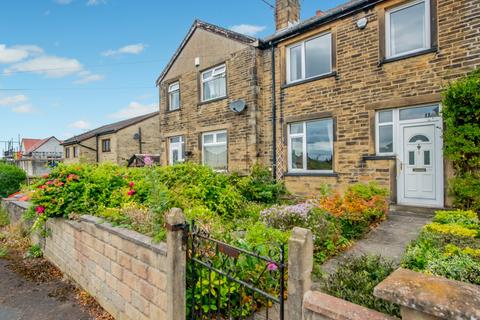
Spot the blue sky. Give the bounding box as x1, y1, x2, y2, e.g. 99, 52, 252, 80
0, 0, 345, 154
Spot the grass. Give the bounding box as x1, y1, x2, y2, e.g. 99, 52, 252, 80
0, 206, 10, 227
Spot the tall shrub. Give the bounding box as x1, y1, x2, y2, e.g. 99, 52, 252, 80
0, 163, 26, 197
443, 68, 480, 210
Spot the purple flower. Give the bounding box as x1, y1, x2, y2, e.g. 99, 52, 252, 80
267, 262, 278, 271
144, 156, 153, 166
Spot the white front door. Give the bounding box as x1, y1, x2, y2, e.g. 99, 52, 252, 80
398, 121, 443, 207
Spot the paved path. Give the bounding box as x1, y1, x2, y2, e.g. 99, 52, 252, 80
320, 207, 434, 276
0, 259, 92, 320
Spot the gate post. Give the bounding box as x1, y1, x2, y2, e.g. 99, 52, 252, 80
287, 227, 313, 320
165, 208, 186, 320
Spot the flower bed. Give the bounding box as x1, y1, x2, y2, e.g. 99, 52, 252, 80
402, 209, 480, 285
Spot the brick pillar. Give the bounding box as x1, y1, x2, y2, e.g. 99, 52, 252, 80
287, 227, 313, 320
165, 208, 186, 320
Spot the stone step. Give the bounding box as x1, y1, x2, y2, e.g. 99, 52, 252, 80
389, 205, 438, 217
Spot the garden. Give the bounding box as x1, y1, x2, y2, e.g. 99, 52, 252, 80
16, 161, 388, 318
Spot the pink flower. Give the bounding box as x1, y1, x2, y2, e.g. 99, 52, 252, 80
46, 180, 54, 185
129, 181, 135, 188
144, 156, 153, 166
67, 174, 79, 181
127, 189, 136, 196
267, 262, 278, 271
55, 181, 64, 187
35, 206, 45, 215
38, 185, 46, 189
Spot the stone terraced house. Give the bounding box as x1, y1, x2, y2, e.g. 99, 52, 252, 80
62, 112, 160, 166
159, 0, 479, 208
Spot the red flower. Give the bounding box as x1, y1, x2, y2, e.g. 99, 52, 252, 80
129, 181, 135, 188
46, 180, 54, 185
55, 181, 64, 187
127, 189, 136, 196
38, 185, 46, 189
35, 206, 45, 215
67, 174, 79, 181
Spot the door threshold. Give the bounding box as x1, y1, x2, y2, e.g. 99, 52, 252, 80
390, 204, 441, 216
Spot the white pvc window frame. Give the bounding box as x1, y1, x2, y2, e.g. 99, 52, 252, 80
168, 81, 180, 111
202, 130, 227, 171
287, 118, 334, 173
385, 0, 431, 59
201, 64, 227, 102
286, 32, 332, 84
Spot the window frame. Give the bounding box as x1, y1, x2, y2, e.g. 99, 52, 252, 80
286, 32, 333, 84
101, 139, 111, 153
287, 118, 334, 174
168, 81, 180, 111
375, 110, 396, 156
73, 146, 78, 158
201, 64, 227, 102
65, 147, 70, 159
168, 135, 184, 165
385, 0, 431, 59
202, 130, 228, 171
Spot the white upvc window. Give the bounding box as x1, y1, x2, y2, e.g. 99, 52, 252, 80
202, 130, 227, 171
286, 32, 332, 84
169, 136, 184, 165
287, 119, 334, 173
385, 0, 431, 58
168, 81, 180, 111
375, 104, 440, 155
201, 64, 226, 102
376, 110, 395, 155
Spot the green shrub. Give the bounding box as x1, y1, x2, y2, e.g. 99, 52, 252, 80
27, 244, 43, 258
433, 209, 479, 228
449, 174, 480, 211
0, 163, 26, 198
322, 255, 400, 317
0, 207, 9, 227
234, 165, 286, 203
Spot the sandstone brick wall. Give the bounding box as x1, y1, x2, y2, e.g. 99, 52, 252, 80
63, 138, 97, 164
116, 115, 161, 165
43, 216, 168, 320
266, 0, 480, 201
159, 46, 265, 174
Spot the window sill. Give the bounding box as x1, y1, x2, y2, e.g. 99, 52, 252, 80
165, 108, 180, 114
284, 172, 338, 177
281, 72, 337, 89
197, 96, 228, 106
362, 155, 396, 161
379, 47, 438, 66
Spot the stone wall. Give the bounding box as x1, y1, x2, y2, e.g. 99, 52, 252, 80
266, 0, 480, 201
1, 199, 186, 320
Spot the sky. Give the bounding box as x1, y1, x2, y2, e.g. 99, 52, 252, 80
0, 0, 345, 155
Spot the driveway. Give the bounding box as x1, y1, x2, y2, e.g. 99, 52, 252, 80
0, 258, 92, 320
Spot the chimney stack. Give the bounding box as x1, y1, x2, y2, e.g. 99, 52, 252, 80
275, 0, 300, 31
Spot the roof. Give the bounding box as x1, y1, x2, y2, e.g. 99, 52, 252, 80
22, 138, 43, 153
156, 19, 258, 85
263, 0, 384, 44
62, 112, 159, 146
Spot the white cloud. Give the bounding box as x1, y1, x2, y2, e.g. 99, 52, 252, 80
0, 44, 43, 64
0, 95, 28, 106
74, 70, 105, 84
12, 104, 35, 114
54, 0, 73, 4
5, 55, 82, 77
229, 24, 266, 36
110, 101, 157, 119
102, 43, 146, 57
70, 120, 91, 130
87, 0, 106, 5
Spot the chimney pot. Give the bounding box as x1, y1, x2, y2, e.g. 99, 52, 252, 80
316, 10, 325, 17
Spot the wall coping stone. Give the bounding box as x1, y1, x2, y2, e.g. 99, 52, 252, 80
304, 290, 397, 320
374, 268, 480, 320
2, 199, 32, 210
79, 215, 167, 256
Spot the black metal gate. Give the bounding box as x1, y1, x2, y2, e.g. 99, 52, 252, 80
186, 221, 286, 320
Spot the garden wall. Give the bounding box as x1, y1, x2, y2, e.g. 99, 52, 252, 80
1, 199, 185, 320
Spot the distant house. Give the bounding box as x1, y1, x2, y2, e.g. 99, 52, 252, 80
61, 112, 160, 165
18, 136, 63, 177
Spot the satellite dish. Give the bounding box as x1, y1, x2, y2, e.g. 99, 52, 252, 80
133, 133, 140, 140
229, 100, 247, 113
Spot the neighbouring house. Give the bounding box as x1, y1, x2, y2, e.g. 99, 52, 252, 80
156, 0, 479, 208
62, 112, 160, 165
17, 137, 63, 177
